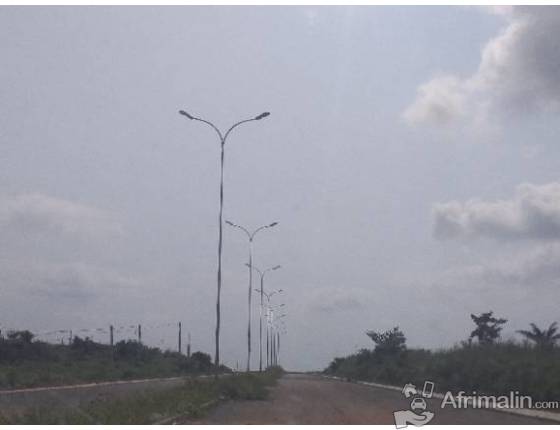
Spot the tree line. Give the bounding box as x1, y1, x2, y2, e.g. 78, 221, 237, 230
325, 311, 560, 403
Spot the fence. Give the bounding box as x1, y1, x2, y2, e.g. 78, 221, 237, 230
0, 321, 192, 356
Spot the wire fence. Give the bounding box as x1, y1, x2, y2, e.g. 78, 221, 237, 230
0, 321, 192, 353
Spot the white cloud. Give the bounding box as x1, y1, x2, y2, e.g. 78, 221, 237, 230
403, 76, 468, 125
434, 183, 560, 241
404, 7, 560, 126
0, 193, 122, 239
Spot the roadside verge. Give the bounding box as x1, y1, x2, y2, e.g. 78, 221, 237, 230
322, 374, 560, 423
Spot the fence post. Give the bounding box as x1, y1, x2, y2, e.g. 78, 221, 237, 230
138, 324, 142, 343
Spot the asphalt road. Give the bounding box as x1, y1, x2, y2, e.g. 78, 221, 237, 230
190, 373, 556, 425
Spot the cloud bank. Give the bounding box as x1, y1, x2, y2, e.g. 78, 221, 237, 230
404, 7, 560, 126
433, 183, 560, 241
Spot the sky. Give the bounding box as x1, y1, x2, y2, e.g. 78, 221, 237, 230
1, 6, 560, 371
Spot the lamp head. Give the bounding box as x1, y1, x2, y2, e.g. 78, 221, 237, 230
179, 110, 194, 120
255, 112, 270, 120
268, 222, 278, 228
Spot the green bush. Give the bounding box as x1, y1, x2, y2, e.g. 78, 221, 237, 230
325, 342, 560, 403
0, 334, 222, 389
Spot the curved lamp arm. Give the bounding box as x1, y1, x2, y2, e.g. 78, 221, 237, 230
250, 222, 279, 240
226, 220, 251, 239
179, 111, 224, 141
246, 263, 263, 277
223, 112, 270, 143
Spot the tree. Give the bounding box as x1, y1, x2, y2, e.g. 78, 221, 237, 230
517, 322, 560, 350
189, 351, 213, 371
7, 330, 34, 344
469, 311, 507, 345
366, 327, 406, 354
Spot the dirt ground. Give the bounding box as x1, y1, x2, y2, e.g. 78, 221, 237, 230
189, 373, 555, 425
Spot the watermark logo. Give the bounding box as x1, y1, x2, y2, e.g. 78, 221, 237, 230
394, 380, 559, 427
440, 391, 558, 410
394, 381, 435, 428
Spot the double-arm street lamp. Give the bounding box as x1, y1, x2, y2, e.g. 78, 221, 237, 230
179, 109, 270, 368
226, 221, 278, 372
247, 264, 281, 371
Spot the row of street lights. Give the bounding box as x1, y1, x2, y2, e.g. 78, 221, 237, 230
178, 109, 286, 371
226, 221, 278, 372
267, 303, 286, 367
256, 282, 284, 369
250, 264, 283, 371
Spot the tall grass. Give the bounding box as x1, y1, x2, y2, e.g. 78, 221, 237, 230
0, 370, 282, 424
325, 342, 560, 403
0, 334, 219, 389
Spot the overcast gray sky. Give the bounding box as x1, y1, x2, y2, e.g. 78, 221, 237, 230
2, 6, 560, 370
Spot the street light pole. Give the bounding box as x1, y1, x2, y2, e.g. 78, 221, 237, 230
270, 307, 286, 366
267, 308, 275, 367
226, 221, 278, 372
267, 303, 284, 366
248, 264, 281, 371
179, 109, 270, 369
260, 289, 283, 369
276, 331, 280, 365
277, 328, 286, 366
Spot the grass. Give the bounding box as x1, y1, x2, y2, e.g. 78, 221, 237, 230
325, 342, 560, 405
0, 370, 283, 424
0, 333, 220, 389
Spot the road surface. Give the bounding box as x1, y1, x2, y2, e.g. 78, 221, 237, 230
189, 373, 555, 425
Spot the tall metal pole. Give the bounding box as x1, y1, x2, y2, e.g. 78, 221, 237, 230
266, 307, 270, 368
271, 321, 275, 366
178, 321, 182, 353
260, 274, 265, 370
216, 142, 224, 366
179, 110, 270, 370
248, 238, 252, 370
273, 314, 286, 366
276, 331, 280, 366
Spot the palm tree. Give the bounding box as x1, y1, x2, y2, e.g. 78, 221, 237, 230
517, 322, 560, 349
